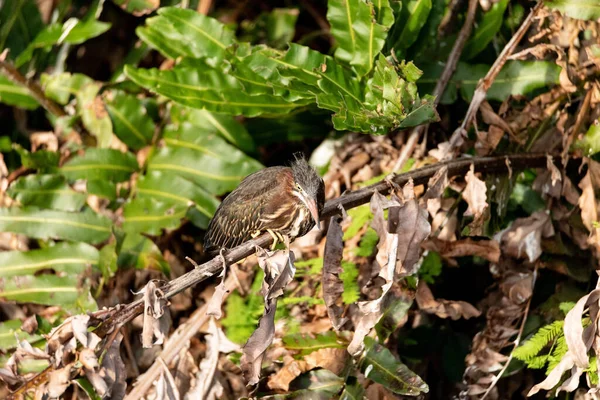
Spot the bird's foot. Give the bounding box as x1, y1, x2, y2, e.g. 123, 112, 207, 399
266, 229, 287, 250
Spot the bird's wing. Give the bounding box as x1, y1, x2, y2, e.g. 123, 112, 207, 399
205, 167, 290, 249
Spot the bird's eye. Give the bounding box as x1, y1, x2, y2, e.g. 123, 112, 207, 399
296, 183, 302, 191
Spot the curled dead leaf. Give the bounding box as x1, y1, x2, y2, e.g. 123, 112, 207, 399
416, 281, 481, 320
322, 215, 348, 331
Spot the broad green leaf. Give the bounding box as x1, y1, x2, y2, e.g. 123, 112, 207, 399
0, 0, 44, 61
15, 18, 111, 67
261, 369, 344, 399
111, 0, 159, 16
575, 122, 600, 156
420, 61, 562, 103
246, 109, 331, 145
74, 378, 103, 400
389, 0, 432, 57
41, 72, 93, 105
106, 91, 154, 150
0, 208, 111, 244
0, 242, 99, 278
118, 233, 170, 274
124, 65, 302, 117
375, 296, 412, 341
137, 7, 235, 61
545, 0, 600, 21
0, 274, 97, 310
76, 83, 113, 148
327, 0, 393, 76
0, 320, 42, 351
123, 197, 189, 235
87, 180, 117, 200
359, 337, 428, 395
60, 148, 138, 182
8, 174, 86, 211
171, 104, 256, 153
137, 171, 220, 230
148, 123, 263, 195
0, 75, 39, 109
282, 331, 345, 357
462, 0, 509, 60
14, 146, 59, 170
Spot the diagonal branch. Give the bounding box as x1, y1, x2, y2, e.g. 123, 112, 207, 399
8, 152, 569, 398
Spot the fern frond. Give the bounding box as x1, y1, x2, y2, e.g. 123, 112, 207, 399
547, 333, 568, 374
513, 320, 564, 362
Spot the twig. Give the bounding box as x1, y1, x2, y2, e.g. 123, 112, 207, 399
8, 152, 568, 397
448, 1, 544, 151
392, 0, 479, 172
0, 59, 67, 118
481, 265, 539, 400
197, 0, 212, 15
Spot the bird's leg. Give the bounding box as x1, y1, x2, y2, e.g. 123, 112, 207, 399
266, 229, 282, 250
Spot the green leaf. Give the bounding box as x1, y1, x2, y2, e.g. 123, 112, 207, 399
41, 72, 93, 105
389, 0, 432, 57
111, 0, 159, 16
136, 7, 235, 61
8, 174, 86, 211
0, 75, 39, 109
15, 18, 111, 67
575, 122, 600, 156
14, 146, 59, 170
359, 337, 428, 395
137, 171, 220, 230
0, 274, 97, 310
0, 0, 44, 62
171, 104, 256, 153
375, 296, 412, 341
545, 0, 600, 21
60, 148, 138, 182
106, 91, 154, 150
282, 331, 345, 357
87, 179, 117, 200
418, 251, 442, 283
124, 64, 302, 117
76, 82, 113, 148
74, 378, 103, 400
239, 8, 299, 49
340, 376, 365, 400
0, 242, 99, 278
327, 0, 393, 76
148, 123, 262, 195
341, 261, 360, 304
0, 320, 42, 351
0, 208, 111, 244
123, 197, 189, 235
117, 233, 170, 274
462, 0, 509, 60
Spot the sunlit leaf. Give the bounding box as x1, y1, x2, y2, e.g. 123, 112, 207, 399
136, 7, 235, 61
60, 148, 138, 182
575, 122, 600, 156
41, 72, 93, 105
137, 171, 220, 229
282, 331, 345, 357
148, 123, 262, 195
8, 174, 86, 211
0, 208, 111, 244
0, 274, 97, 310
0, 242, 99, 278
0, 75, 38, 109
106, 90, 154, 150
171, 104, 255, 153
76, 83, 113, 148
545, 0, 600, 21
0, 320, 43, 351
122, 197, 189, 235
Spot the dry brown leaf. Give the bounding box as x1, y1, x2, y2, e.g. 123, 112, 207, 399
155, 359, 180, 400
421, 166, 449, 217
424, 237, 500, 265
206, 268, 229, 319
391, 197, 431, 277
416, 281, 481, 320
241, 248, 296, 385
463, 164, 488, 218
137, 281, 171, 348
501, 211, 555, 262
322, 215, 348, 331
48, 364, 73, 398
98, 332, 126, 399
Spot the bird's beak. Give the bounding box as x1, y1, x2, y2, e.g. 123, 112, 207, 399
301, 195, 321, 231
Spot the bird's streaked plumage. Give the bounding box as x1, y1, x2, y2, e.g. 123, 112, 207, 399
204, 156, 325, 251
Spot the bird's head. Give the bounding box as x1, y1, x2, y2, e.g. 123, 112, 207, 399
290, 155, 325, 230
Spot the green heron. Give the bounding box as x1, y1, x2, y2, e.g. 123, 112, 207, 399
204, 156, 325, 251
